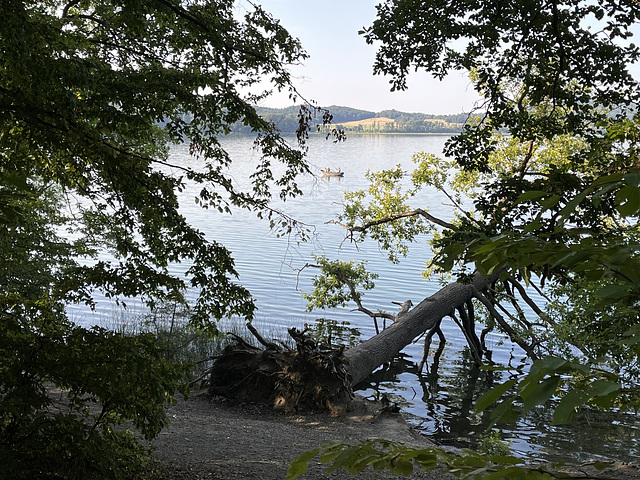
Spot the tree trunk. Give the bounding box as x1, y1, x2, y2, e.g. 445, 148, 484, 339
207, 273, 496, 414
344, 273, 494, 386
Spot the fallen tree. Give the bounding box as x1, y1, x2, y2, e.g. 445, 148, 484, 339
206, 270, 541, 413
344, 272, 496, 386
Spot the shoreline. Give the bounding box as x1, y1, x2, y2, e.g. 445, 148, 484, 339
151, 390, 447, 479
150, 391, 640, 480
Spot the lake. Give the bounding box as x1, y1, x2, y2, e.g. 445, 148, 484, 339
70, 134, 639, 464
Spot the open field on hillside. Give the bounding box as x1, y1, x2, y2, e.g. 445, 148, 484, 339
338, 117, 396, 127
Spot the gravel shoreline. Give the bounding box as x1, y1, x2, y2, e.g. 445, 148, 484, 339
150, 391, 640, 480
150, 391, 448, 479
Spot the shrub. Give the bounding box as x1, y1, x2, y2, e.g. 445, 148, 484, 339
0, 309, 189, 480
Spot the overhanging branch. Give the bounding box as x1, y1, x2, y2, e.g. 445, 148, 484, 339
327, 208, 455, 233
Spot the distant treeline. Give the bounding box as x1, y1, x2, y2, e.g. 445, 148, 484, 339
230, 105, 470, 135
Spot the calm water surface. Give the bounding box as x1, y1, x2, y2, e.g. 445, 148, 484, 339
71, 134, 639, 464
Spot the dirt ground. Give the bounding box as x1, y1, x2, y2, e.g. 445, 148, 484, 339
150, 390, 450, 480
149, 391, 640, 480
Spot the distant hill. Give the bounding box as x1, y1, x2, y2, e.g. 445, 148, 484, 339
229, 105, 470, 135
339, 117, 396, 128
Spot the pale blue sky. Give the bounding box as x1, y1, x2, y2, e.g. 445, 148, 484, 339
249, 0, 481, 114
250, 1, 639, 115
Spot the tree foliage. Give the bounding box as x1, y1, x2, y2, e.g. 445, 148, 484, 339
363, 0, 639, 170
303, 0, 640, 472
2, 0, 321, 326
360, 0, 639, 393
287, 437, 613, 480
1, 1, 327, 477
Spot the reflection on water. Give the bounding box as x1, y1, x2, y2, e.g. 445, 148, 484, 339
304, 318, 362, 348
68, 135, 640, 465
358, 346, 640, 464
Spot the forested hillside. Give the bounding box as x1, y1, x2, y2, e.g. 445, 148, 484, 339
230, 105, 468, 134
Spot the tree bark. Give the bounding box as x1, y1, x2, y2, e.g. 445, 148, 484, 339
344, 273, 495, 386
208, 273, 501, 413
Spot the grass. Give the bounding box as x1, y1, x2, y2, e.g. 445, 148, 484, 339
102, 303, 313, 382
101, 301, 364, 391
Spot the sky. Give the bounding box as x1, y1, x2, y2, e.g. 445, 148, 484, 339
244, 0, 482, 115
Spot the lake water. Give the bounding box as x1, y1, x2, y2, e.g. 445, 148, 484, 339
70, 134, 639, 464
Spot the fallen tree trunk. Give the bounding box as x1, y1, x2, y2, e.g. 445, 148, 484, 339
345, 273, 495, 386
207, 273, 497, 413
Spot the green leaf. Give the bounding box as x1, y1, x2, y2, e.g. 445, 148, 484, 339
589, 380, 621, 398
474, 379, 517, 413
522, 375, 561, 412
624, 172, 640, 187
287, 448, 321, 480
529, 356, 569, 375
620, 326, 640, 346
596, 284, 630, 301
593, 461, 615, 471
482, 465, 527, 480
552, 390, 590, 425
412, 454, 439, 470
540, 194, 562, 209
452, 454, 488, 468
318, 441, 347, 463
592, 182, 619, 204
523, 216, 543, 233
592, 172, 625, 186
558, 190, 589, 217
390, 459, 414, 475
352, 453, 382, 472
490, 400, 520, 424
516, 190, 547, 203
615, 185, 640, 216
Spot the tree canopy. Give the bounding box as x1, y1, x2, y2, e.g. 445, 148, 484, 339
0, 1, 328, 477
1, 0, 321, 327
305, 0, 640, 439
292, 0, 640, 476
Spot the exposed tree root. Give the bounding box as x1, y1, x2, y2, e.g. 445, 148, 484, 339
206, 326, 353, 416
